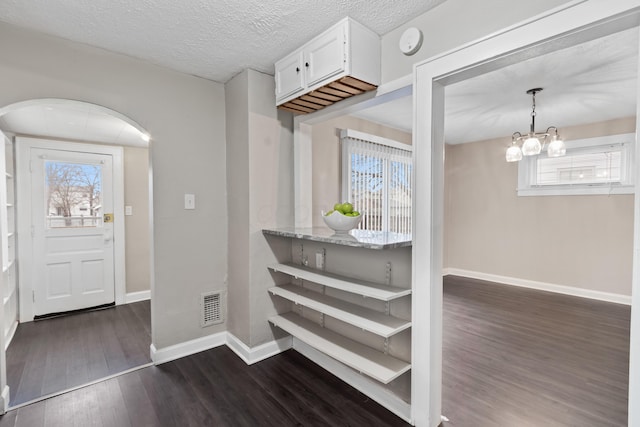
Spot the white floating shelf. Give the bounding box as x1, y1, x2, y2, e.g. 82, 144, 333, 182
269, 312, 410, 384
269, 284, 410, 338
268, 263, 410, 301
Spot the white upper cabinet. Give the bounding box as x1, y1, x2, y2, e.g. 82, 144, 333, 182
274, 51, 305, 101
275, 17, 380, 112
304, 24, 346, 87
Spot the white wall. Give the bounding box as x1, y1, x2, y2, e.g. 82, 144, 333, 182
0, 22, 228, 349
380, 0, 571, 83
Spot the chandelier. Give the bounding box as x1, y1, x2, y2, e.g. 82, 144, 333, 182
506, 88, 566, 162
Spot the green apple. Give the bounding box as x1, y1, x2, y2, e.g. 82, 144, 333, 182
325, 210, 334, 216
341, 202, 353, 214
352, 211, 360, 216
333, 203, 342, 211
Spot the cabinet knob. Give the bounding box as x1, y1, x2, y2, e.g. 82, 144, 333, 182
296, 67, 300, 72
305, 62, 309, 67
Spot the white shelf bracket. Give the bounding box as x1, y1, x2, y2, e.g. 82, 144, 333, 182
383, 337, 389, 355
385, 301, 390, 316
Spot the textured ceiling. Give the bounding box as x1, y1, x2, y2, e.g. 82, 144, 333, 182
0, 0, 446, 83
353, 27, 639, 144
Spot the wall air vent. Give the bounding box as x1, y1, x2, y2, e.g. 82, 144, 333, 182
200, 291, 224, 327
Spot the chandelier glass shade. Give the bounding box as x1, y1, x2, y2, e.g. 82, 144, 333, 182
506, 88, 566, 162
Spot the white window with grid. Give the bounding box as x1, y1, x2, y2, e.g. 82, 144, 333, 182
340, 129, 413, 235
518, 133, 635, 196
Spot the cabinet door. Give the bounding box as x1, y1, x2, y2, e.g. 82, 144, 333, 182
275, 51, 305, 102
304, 24, 346, 88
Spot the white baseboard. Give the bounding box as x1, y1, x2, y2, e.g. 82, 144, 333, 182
125, 290, 150, 304
444, 268, 632, 305
226, 333, 292, 365
150, 331, 227, 365
150, 331, 292, 366
4, 320, 18, 350
292, 338, 412, 424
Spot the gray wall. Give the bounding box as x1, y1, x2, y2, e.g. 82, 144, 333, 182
311, 115, 411, 227
444, 117, 635, 296
225, 70, 251, 344
226, 69, 294, 347
380, 0, 571, 83
123, 146, 150, 294
0, 22, 228, 349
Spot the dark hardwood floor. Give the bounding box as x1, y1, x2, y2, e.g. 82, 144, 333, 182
1, 279, 630, 426
0, 346, 410, 427
442, 275, 630, 427
7, 300, 151, 406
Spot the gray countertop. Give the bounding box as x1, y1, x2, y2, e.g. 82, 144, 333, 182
262, 227, 412, 250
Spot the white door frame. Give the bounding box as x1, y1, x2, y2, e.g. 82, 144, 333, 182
16, 137, 126, 322
413, 1, 640, 425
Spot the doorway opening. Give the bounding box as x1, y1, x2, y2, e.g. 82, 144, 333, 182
413, 3, 640, 426
0, 98, 154, 407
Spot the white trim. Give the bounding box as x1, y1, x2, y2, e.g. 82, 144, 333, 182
4, 320, 17, 350
8, 362, 152, 411
376, 74, 412, 97
15, 137, 126, 321
150, 332, 293, 366
516, 185, 634, 197
125, 290, 150, 304
150, 331, 227, 365
292, 338, 412, 424
226, 333, 292, 365
0, 385, 9, 414
444, 268, 631, 305
340, 129, 413, 152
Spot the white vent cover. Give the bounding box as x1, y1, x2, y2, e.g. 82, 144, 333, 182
200, 291, 224, 327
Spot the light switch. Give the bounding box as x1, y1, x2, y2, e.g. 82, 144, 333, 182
184, 193, 195, 210
125, 205, 133, 216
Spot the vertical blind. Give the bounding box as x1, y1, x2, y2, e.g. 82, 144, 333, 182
340, 129, 413, 235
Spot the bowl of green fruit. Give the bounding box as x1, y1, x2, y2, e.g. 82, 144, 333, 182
322, 202, 362, 233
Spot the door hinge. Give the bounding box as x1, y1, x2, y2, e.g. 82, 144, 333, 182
32, 290, 35, 302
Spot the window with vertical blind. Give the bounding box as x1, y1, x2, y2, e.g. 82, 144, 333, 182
517, 133, 635, 196
340, 129, 413, 234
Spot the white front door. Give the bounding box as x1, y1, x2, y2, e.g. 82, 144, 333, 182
31, 148, 115, 316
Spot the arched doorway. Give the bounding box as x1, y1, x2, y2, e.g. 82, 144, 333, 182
0, 98, 154, 409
